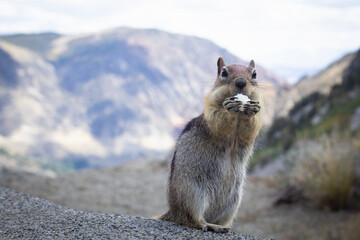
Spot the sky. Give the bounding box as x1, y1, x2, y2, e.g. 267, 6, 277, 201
1, 0, 360, 83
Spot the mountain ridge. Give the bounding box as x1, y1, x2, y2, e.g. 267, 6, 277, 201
276, 51, 355, 117
4, 28, 356, 171
254, 49, 360, 172
0, 27, 286, 169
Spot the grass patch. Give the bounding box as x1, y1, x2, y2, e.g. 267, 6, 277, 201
290, 130, 357, 210
316, 95, 360, 134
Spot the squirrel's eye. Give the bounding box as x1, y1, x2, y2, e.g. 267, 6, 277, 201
251, 70, 257, 79
221, 68, 228, 78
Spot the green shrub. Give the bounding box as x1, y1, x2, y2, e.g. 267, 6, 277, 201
290, 131, 357, 210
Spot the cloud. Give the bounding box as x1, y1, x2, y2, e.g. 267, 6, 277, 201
0, 0, 359, 82
0, 1, 76, 33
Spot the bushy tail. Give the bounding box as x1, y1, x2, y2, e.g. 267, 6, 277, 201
153, 211, 203, 230
152, 211, 173, 222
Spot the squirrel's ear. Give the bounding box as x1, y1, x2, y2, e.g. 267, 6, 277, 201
249, 60, 255, 68
217, 57, 226, 75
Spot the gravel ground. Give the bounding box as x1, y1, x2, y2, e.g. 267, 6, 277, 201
1, 159, 359, 239
0, 187, 268, 240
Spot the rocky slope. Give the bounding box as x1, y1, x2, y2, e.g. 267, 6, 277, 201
250, 49, 360, 197
0, 27, 286, 169
265, 49, 360, 148
277, 52, 355, 117
0, 187, 267, 240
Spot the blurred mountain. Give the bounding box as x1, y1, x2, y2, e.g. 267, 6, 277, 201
0, 27, 286, 168
0, 40, 92, 170
0, 33, 61, 57
256, 49, 360, 168
276, 52, 355, 117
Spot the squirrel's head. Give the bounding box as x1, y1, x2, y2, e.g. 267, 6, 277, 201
213, 57, 259, 101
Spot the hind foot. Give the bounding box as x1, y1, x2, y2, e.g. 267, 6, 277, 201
202, 223, 230, 233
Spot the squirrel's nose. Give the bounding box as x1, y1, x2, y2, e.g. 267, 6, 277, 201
235, 78, 247, 89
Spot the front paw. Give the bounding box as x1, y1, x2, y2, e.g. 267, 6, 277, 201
243, 101, 261, 116
223, 97, 243, 114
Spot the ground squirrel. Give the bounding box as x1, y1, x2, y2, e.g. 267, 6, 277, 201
159, 57, 262, 233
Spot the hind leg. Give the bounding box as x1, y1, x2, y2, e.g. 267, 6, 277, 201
176, 191, 230, 233
198, 206, 236, 233
213, 206, 239, 229
208, 190, 243, 229
189, 196, 230, 233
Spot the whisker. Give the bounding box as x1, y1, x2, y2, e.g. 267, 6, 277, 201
199, 80, 214, 88
257, 82, 277, 90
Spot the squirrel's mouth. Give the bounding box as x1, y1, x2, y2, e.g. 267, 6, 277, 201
233, 89, 250, 97
231, 89, 257, 102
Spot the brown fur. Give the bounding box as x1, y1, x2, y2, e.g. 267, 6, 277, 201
204, 58, 261, 158
158, 57, 262, 233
